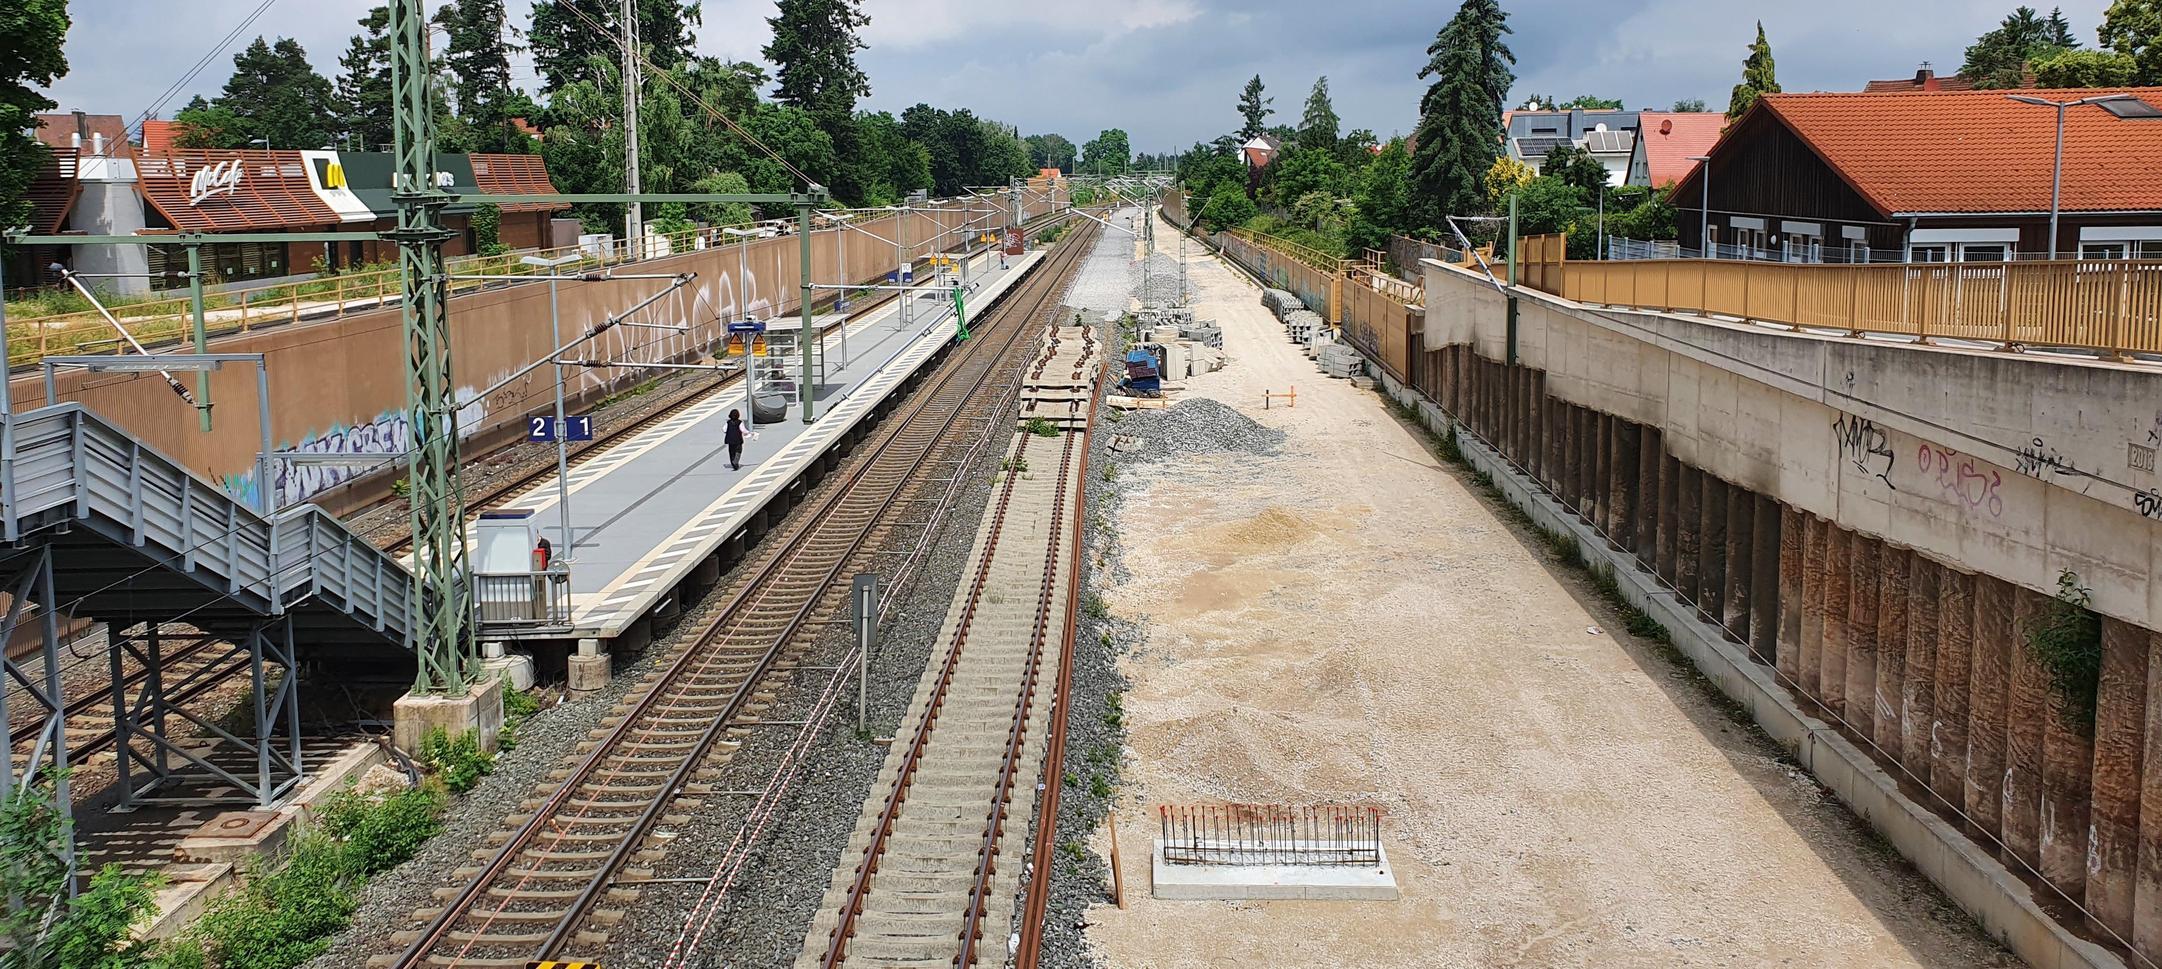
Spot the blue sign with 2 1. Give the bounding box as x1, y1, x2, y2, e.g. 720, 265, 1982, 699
527, 415, 595, 442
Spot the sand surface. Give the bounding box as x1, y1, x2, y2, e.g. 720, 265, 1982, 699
1080, 216, 2021, 969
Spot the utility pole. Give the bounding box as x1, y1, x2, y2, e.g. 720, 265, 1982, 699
620, 0, 642, 260
389, 0, 474, 695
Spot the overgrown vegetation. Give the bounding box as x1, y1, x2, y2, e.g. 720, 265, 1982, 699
418, 727, 495, 794
1000, 455, 1029, 474
1023, 417, 1059, 437
498, 687, 544, 751
2026, 569, 2105, 733
0, 774, 174, 968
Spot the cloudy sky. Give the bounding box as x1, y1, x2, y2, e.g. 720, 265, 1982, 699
43, 0, 2117, 153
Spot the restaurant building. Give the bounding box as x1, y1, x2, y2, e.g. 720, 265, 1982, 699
16, 112, 568, 295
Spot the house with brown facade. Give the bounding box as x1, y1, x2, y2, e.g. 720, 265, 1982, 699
1668, 87, 2162, 263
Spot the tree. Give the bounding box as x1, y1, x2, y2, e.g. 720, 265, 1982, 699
1262, 146, 1349, 207
1236, 74, 1273, 140
1726, 21, 1780, 119
1670, 98, 1708, 112
688, 171, 754, 227
173, 98, 253, 148
765, 0, 870, 122
0, 778, 172, 967
1541, 144, 1609, 193
1964, 6, 2080, 88
528, 0, 700, 94
1349, 138, 1415, 250
1409, 0, 1515, 229
334, 7, 393, 151
1298, 76, 1340, 152
850, 111, 929, 204
2102, 0, 2162, 84
436, 0, 536, 153
1483, 155, 1535, 208
1515, 94, 1554, 110
1559, 94, 1623, 109
1025, 133, 1076, 172
206, 37, 338, 149
1197, 180, 1258, 233
1079, 128, 1131, 175
0, 0, 65, 231
2032, 47, 2138, 85
1337, 127, 1378, 167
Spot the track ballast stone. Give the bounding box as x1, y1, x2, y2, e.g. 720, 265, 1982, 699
1109, 397, 1283, 463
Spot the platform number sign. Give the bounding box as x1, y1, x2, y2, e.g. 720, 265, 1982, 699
527, 416, 596, 442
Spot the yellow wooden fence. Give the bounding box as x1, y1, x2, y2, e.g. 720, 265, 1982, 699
1526, 242, 2162, 356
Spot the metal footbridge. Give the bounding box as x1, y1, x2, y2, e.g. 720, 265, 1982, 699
3, 401, 417, 808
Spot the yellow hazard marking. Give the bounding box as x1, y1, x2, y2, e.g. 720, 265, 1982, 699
525, 962, 597, 969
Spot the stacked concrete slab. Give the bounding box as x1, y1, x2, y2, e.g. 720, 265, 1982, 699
1317, 343, 1364, 379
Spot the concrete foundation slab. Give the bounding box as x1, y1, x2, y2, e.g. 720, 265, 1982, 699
1148, 844, 1399, 901
175, 810, 290, 865
567, 652, 611, 695
391, 675, 506, 755
137, 863, 235, 941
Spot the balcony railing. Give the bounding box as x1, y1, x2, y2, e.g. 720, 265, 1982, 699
473, 569, 572, 629
1518, 234, 2162, 357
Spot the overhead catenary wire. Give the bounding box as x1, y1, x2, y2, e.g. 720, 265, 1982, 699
127, 0, 282, 136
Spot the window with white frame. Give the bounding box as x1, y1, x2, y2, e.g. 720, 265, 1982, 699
2079, 227, 2162, 261
1908, 228, 2017, 264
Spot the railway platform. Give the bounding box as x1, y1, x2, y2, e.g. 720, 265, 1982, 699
471, 247, 1048, 675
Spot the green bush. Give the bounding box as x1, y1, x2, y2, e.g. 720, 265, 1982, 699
498, 688, 543, 751
0, 775, 175, 968
2027, 570, 2104, 733
1024, 417, 1059, 437
189, 780, 447, 969
419, 727, 495, 794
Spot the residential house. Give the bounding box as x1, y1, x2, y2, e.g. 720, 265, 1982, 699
1505, 107, 1639, 185
1668, 87, 2162, 263
1626, 111, 1725, 188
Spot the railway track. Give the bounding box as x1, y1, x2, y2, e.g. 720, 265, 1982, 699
806, 322, 1101, 968
381, 218, 1103, 969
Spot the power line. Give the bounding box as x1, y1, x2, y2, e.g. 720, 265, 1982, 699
129, 0, 282, 133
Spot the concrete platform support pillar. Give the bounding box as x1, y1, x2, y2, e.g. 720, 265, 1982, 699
1616, 422, 1641, 551
1844, 536, 1881, 738
1776, 506, 1805, 684
2042, 687, 2097, 903
1798, 516, 1827, 698
1635, 427, 1663, 566
568, 638, 612, 696
1933, 569, 1976, 814
1656, 456, 1681, 587
1590, 413, 1610, 528
1675, 465, 1702, 609
1602, 420, 1628, 548
1901, 559, 1942, 788
2090, 618, 2150, 939
1529, 371, 1547, 487
2002, 581, 2047, 872
1570, 407, 1591, 515
2132, 629, 2162, 962
1749, 495, 1781, 665
1721, 485, 1752, 646
1508, 367, 1525, 462
1875, 547, 1910, 756
1697, 475, 1728, 629
1966, 574, 2011, 845
392, 674, 506, 757
1579, 408, 1599, 522
1820, 526, 1851, 716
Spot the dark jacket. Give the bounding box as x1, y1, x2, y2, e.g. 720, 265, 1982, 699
725, 416, 746, 445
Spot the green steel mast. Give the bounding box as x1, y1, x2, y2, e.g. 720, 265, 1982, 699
389, 0, 475, 694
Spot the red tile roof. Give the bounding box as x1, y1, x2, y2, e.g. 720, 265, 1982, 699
140, 119, 182, 154
1634, 111, 1725, 187
33, 113, 130, 154
1711, 88, 2162, 215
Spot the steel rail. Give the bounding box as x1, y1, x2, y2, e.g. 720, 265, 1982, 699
389, 216, 1100, 969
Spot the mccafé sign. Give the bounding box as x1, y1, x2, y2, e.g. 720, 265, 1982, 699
188, 159, 245, 206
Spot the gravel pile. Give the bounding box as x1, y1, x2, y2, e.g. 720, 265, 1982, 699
1108, 397, 1284, 464
1138, 252, 1187, 303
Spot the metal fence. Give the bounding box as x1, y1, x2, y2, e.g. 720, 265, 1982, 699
473, 570, 571, 628
1158, 803, 1383, 867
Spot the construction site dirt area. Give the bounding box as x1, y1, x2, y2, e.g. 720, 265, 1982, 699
1080, 218, 2020, 969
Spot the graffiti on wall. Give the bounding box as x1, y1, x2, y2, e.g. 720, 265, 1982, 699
223, 388, 487, 508
1916, 443, 2006, 518
2136, 488, 2162, 520
2013, 436, 2084, 480
1832, 414, 1897, 490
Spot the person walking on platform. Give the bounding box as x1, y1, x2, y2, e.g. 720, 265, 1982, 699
726, 409, 747, 470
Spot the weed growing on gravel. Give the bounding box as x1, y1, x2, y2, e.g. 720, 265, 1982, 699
1060, 840, 1087, 863
1101, 463, 1118, 482
1000, 455, 1029, 474
1025, 417, 1059, 437
497, 688, 544, 751
1102, 692, 1125, 729
389, 477, 411, 499
418, 727, 495, 794
1083, 594, 1109, 622
185, 781, 447, 969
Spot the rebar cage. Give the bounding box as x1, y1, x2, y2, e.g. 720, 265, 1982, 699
1157, 803, 1383, 867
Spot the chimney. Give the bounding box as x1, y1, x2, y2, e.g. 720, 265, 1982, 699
1915, 61, 1935, 86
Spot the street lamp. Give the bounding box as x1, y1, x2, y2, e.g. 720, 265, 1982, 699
522, 252, 582, 561
2006, 93, 2135, 260
1687, 155, 1712, 259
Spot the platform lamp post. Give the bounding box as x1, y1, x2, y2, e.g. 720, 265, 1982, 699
2007, 93, 2133, 260
522, 252, 581, 561
1687, 155, 1711, 259
722, 227, 764, 432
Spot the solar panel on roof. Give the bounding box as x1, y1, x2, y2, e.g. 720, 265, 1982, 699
2101, 98, 2162, 119
1585, 130, 1635, 153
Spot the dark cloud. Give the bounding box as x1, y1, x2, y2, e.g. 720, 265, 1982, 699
40, 0, 2117, 154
